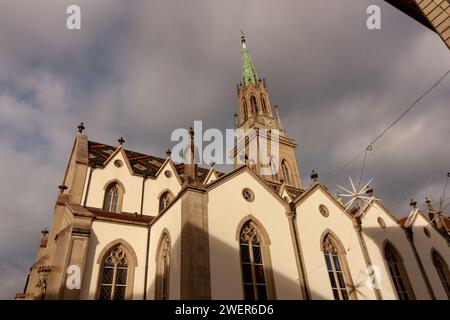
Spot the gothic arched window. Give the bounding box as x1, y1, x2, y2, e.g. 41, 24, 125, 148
260, 94, 267, 113
250, 95, 258, 114
103, 182, 123, 213
384, 243, 415, 300
242, 99, 248, 120
322, 234, 353, 300
159, 191, 173, 213
155, 232, 171, 300
98, 245, 129, 300
239, 220, 274, 300
281, 160, 291, 185
432, 250, 450, 298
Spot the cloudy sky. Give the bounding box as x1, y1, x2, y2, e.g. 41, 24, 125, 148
0, 0, 449, 299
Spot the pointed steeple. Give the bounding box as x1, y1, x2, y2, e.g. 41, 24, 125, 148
241, 32, 260, 86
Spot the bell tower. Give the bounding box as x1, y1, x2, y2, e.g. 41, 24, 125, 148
233, 32, 303, 190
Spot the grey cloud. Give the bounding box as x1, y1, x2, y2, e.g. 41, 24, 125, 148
0, 0, 449, 299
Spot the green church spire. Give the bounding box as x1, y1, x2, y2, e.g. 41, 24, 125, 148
241, 32, 260, 86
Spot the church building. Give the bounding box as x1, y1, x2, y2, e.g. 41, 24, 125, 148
15, 34, 450, 300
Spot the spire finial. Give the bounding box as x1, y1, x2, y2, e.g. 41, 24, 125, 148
118, 136, 125, 145
240, 31, 246, 44
77, 122, 85, 133
310, 170, 319, 183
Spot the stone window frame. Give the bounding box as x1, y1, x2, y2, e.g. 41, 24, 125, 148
95, 238, 138, 300
158, 189, 175, 214
319, 230, 357, 300
431, 248, 450, 299
383, 241, 416, 300
155, 229, 172, 300
281, 160, 292, 185
235, 215, 276, 300
102, 180, 125, 213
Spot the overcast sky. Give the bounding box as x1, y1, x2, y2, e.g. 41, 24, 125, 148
0, 0, 449, 299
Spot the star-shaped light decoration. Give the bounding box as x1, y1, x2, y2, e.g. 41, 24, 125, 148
337, 177, 379, 217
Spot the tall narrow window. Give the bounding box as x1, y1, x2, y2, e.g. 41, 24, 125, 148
103, 183, 122, 213
99, 245, 128, 300
261, 94, 267, 113
270, 157, 278, 180
155, 232, 171, 300
323, 234, 351, 300
250, 95, 258, 114
240, 221, 271, 300
385, 243, 414, 300
432, 250, 450, 299
281, 160, 291, 185
159, 191, 172, 213
242, 99, 248, 120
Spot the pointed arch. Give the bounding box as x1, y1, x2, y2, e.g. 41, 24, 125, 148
158, 189, 174, 214
102, 180, 125, 213
320, 231, 357, 300
242, 98, 248, 120
236, 216, 275, 300
431, 249, 450, 298
383, 241, 415, 300
281, 160, 292, 185
155, 229, 171, 300
250, 95, 258, 114
95, 238, 137, 300
260, 94, 267, 113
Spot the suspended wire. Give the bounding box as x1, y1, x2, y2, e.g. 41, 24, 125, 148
358, 146, 372, 187
325, 69, 450, 185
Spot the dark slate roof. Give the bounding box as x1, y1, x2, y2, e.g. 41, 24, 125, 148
87, 140, 221, 182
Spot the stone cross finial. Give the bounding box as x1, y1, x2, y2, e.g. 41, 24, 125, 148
310, 170, 319, 183
77, 122, 85, 133
118, 136, 125, 145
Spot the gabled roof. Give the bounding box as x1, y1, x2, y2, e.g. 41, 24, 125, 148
87, 140, 221, 182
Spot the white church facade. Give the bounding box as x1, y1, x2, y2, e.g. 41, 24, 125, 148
15, 35, 450, 300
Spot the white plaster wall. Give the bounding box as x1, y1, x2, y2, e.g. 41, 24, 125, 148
142, 161, 181, 215
410, 213, 450, 300
362, 202, 429, 299
207, 171, 302, 300
296, 188, 376, 300
79, 220, 148, 299
146, 201, 182, 300
81, 151, 181, 216
82, 150, 143, 214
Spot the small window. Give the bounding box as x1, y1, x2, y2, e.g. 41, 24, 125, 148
377, 217, 386, 230
242, 188, 255, 202
281, 160, 292, 185
159, 191, 173, 213
114, 160, 123, 168
260, 94, 267, 113
319, 204, 329, 217
250, 95, 258, 114
423, 227, 431, 238
242, 99, 248, 119
103, 182, 123, 213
